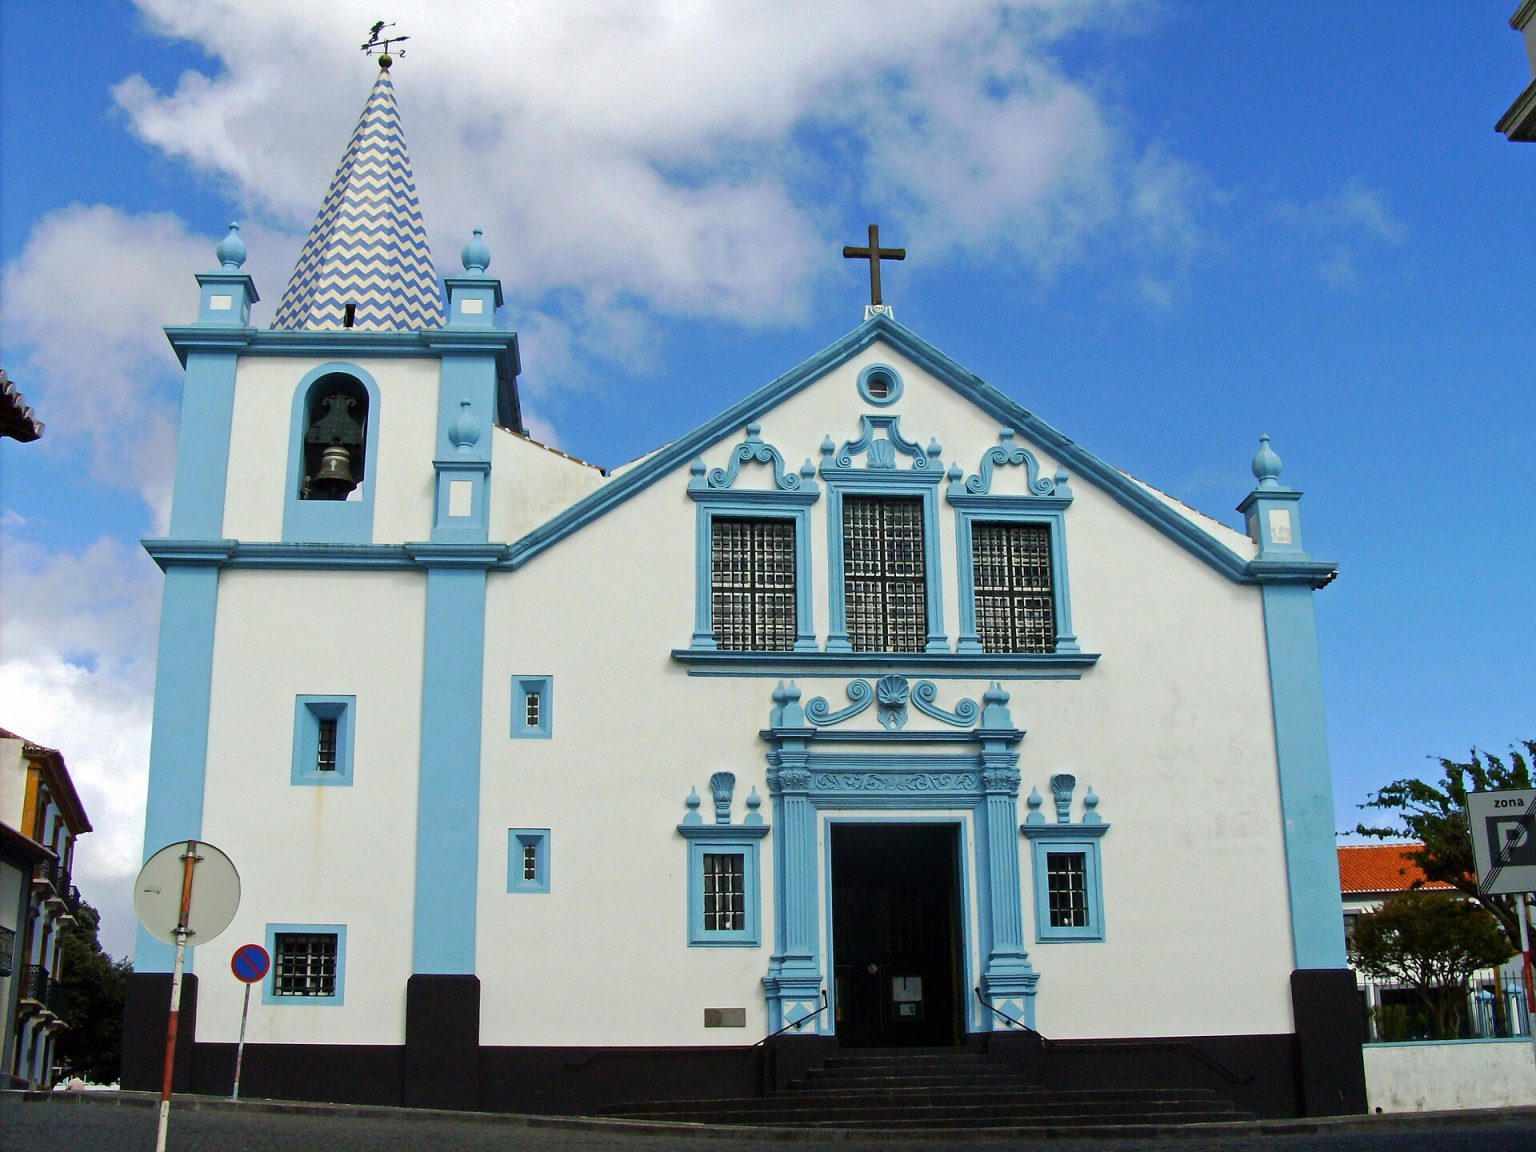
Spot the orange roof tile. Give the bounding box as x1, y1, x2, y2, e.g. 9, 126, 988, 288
1338, 844, 1456, 895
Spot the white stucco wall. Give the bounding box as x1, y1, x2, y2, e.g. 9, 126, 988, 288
474, 338, 1297, 1047
487, 428, 607, 543
221, 356, 441, 543
196, 569, 426, 1045
1365, 1039, 1536, 1111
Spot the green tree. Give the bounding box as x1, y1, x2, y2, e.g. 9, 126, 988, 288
1349, 890, 1513, 1039
1356, 740, 1536, 952
52, 901, 131, 1084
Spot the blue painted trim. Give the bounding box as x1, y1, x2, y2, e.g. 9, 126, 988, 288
135, 564, 219, 973
511, 676, 553, 739
1262, 582, 1348, 969
1020, 826, 1110, 943
166, 325, 518, 374
949, 495, 1079, 655
507, 829, 551, 893
762, 696, 1035, 1033
413, 567, 487, 974
691, 424, 817, 494
290, 696, 356, 786
680, 825, 769, 947
688, 496, 818, 652
823, 470, 948, 653
855, 363, 903, 407
262, 923, 347, 1006
673, 649, 1097, 677
194, 269, 258, 327
282, 363, 383, 545
168, 351, 239, 538
496, 314, 1333, 587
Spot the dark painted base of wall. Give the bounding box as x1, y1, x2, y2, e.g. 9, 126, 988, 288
123, 1029, 1339, 1119
120, 973, 199, 1093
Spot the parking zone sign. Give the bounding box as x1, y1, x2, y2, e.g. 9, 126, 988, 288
1469, 788, 1536, 896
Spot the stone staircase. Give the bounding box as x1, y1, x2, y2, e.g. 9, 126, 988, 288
603, 1048, 1257, 1133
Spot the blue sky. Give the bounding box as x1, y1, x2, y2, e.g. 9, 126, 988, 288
2, 1, 1532, 960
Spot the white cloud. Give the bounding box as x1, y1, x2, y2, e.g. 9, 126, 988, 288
115, 0, 1187, 339
1271, 181, 1407, 289
0, 534, 163, 961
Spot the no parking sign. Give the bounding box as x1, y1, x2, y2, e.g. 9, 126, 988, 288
231, 943, 270, 983
230, 942, 270, 1100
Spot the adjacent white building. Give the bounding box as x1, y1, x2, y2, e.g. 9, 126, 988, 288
123, 60, 1364, 1118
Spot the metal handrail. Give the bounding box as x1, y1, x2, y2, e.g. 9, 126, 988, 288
974, 986, 1037, 1036
754, 989, 829, 1047
973, 987, 1252, 1085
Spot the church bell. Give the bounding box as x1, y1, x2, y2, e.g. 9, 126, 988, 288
308, 444, 358, 499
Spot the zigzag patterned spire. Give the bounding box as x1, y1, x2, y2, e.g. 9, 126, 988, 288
273, 65, 443, 331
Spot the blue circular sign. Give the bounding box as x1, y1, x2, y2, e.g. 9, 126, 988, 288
231, 943, 270, 983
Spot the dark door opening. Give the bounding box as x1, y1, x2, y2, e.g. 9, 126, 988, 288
831, 822, 963, 1047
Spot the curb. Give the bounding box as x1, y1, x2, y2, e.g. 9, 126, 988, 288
12, 1089, 1536, 1143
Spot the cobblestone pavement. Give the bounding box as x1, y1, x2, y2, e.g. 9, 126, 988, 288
6, 1094, 1536, 1152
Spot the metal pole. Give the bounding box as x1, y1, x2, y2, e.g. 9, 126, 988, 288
232, 981, 252, 1101
156, 842, 200, 1152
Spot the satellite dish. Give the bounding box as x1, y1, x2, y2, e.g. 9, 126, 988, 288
134, 840, 241, 946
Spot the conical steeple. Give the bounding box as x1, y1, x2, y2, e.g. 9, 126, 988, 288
272, 60, 443, 331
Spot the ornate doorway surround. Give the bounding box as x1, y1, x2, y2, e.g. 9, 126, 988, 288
761, 677, 1038, 1035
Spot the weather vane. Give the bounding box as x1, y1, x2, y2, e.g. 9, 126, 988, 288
362, 21, 410, 68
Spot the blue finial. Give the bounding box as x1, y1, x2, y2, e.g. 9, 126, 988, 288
1252, 434, 1283, 488
461, 228, 491, 274
683, 787, 702, 826
216, 222, 247, 270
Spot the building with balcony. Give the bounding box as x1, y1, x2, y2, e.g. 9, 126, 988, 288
0, 729, 91, 1087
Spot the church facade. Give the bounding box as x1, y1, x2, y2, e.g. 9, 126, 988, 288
122, 62, 1365, 1118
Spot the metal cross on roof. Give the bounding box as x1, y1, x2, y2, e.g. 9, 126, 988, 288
843, 224, 906, 308
362, 20, 410, 67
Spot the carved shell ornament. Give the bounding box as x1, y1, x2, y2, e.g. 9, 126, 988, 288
876, 675, 910, 730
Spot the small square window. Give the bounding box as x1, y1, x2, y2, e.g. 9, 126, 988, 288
683, 833, 765, 946
264, 924, 346, 1005
292, 696, 355, 786
1024, 833, 1106, 942
0, 925, 14, 977
511, 677, 552, 739
508, 829, 550, 893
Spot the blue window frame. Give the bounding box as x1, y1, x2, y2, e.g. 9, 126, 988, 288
291, 695, 356, 786
948, 431, 1079, 655
856, 363, 904, 407
511, 676, 553, 739
679, 825, 769, 947
820, 414, 948, 654
263, 923, 347, 1005
688, 425, 819, 653
1021, 827, 1107, 942
507, 829, 550, 893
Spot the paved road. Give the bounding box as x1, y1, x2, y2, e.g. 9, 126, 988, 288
7, 1094, 1536, 1152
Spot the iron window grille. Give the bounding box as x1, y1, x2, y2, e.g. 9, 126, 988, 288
1046, 852, 1089, 929
315, 717, 338, 771
0, 925, 13, 977
843, 495, 927, 652
522, 842, 539, 882
972, 521, 1055, 653
711, 518, 797, 651
524, 690, 541, 730
702, 852, 746, 932
273, 932, 339, 997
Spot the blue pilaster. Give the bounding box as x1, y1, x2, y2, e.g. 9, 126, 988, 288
135, 562, 222, 971
974, 687, 1036, 1027
1239, 436, 1347, 971
411, 560, 491, 973
137, 229, 257, 970
763, 687, 825, 1031
1262, 584, 1347, 969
